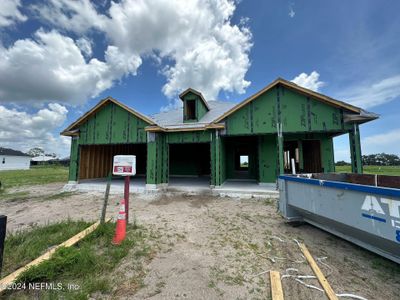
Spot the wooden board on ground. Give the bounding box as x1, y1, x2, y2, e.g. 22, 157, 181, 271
0, 219, 110, 292
298, 242, 338, 300
269, 270, 284, 300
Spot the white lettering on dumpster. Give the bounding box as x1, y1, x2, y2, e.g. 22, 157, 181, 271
381, 198, 400, 218
361, 195, 384, 214
361, 195, 400, 218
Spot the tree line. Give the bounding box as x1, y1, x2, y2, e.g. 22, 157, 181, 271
336, 153, 400, 166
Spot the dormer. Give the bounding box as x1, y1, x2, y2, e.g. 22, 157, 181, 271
179, 88, 210, 122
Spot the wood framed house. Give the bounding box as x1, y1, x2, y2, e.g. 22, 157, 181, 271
61, 78, 378, 188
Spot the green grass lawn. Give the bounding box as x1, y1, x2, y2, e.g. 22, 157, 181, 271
335, 165, 400, 176
3, 221, 157, 299
0, 165, 68, 190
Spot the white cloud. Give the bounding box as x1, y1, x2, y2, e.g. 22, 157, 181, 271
0, 0, 27, 27
76, 37, 93, 57
32, 0, 252, 102
340, 75, 400, 109
288, 3, 295, 18
362, 128, 400, 155
0, 104, 71, 157
291, 71, 325, 92
0, 29, 141, 105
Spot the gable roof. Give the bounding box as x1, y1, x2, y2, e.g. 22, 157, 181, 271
61, 96, 155, 136
0, 147, 29, 157
179, 88, 210, 111
213, 77, 377, 123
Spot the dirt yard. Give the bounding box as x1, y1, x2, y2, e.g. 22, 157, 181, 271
1, 183, 399, 300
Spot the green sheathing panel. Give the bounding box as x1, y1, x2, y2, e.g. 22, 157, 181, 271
68, 137, 79, 181
280, 88, 343, 132
224, 85, 347, 136
349, 124, 363, 174
210, 131, 226, 186
182, 92, 208, 122
146, 133, 168, 184
258, 135, 277, 183
166, 131, 211, 143
79, 102, 148, 145
320, 136, 335, 173
225, 90, 276, 135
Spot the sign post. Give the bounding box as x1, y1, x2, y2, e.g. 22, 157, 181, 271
113, 155, 136, 224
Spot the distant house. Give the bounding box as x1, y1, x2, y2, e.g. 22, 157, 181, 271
0, 147, 31, 171
31, 155, 57, 163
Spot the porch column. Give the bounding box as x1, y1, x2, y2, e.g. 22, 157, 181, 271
211, 130, 224, 187
258, 135, 277, 183
349, 124, 363, 174
277, 123, 284, 175
68, 136, 79, 182
146, 132, 168, 187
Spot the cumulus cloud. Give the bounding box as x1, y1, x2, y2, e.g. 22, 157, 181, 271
291, 71, 325, 92
340, 75, 400, 109
0, 104, 70, 156
0, 29, 141, 105
0, 0, 27, 27
32, 0, 252, 103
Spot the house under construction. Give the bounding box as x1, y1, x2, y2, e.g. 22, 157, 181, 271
61, 78, 378, 189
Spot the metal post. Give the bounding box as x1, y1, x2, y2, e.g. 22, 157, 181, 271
124, 176, 130, 224
0, 215, 7, 275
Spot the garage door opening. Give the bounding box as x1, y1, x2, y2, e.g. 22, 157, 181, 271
79, 144, 146, 180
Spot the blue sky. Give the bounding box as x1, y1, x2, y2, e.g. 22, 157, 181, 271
0, 0, 399, 160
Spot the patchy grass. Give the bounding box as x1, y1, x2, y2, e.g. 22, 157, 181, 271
3, 221, 156, 299
0, 165, 68, 190
335, 165, 400, 176
3, 220, 91, 276
0, 191, 31, 202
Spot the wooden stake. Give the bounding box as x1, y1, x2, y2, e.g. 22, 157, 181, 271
269, 271, 284, 300
0, 219, 110, 292
298, 242, 338, 300
100, 172, 112, 224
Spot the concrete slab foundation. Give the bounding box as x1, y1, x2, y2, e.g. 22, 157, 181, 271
63, 176, 278, 198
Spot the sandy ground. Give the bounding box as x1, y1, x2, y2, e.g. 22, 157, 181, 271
0, 183, 399, 300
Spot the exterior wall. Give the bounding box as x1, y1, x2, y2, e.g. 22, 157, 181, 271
0, 155, 30, 171
224, 85, 352, 136
79, 102, 148, 145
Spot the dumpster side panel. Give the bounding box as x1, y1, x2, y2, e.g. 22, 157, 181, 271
279, 175, 400, 263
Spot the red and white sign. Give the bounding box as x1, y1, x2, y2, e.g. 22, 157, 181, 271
113, 155, 136, 176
